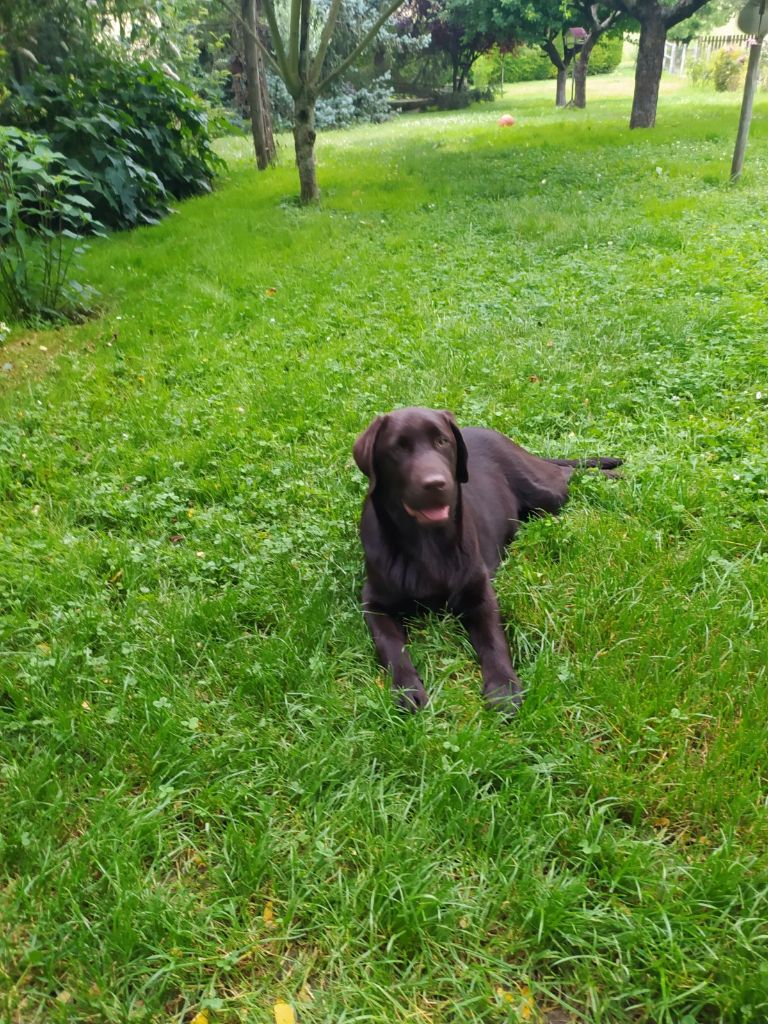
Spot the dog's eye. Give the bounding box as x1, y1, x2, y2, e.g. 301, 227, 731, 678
435, 436, 450, 448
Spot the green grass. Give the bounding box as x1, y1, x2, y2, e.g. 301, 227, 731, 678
2, 72, 768, 1023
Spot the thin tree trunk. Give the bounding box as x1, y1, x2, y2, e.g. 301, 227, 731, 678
452, 56, 461, 93
574, 35, 597, 108
543, 38, 567, 106
242, 0, 276, 169
293, 92, 318, 202
556, 66, 567, 106
630, 12, 667, 128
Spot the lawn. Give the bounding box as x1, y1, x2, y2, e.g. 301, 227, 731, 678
1, 72, 768, 1023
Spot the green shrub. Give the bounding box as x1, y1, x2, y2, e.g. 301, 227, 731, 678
475, 34, 622, 91
507, 46, 555, 83
6, 56, 222, 230
710, 48, 746, 92
0, 127, 100, 321
267, 72, 393, 132
588, 32, 624, 75
687, 57, 711, 86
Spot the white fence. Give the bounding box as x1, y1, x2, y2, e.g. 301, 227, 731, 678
663, 34, 753, 75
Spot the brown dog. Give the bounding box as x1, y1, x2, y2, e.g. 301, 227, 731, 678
354, 407, 621, 713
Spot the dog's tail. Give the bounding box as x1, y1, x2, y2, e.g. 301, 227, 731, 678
547, 456, 623, 470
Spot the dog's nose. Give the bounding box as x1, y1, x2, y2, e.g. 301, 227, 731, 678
422, 474, 448, 492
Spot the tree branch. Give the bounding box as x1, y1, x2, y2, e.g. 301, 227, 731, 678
309, 0, 344, 84
587, 3, 619, 32
298, 0, 311, 80
260, 0, 300, 91
610, 0, 647, 20
288, 0, 301, 74
541, 30, 565, 71
665, 0, 711, 28
611, 0, 705, 27
317, 0, 405, 92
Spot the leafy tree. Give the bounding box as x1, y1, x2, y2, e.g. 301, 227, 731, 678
572, 5, 622, 107
220, 0, 409, 202
540, 28, 582, 106
613, 0, 716, 126
395, 0, 504, 93
477, 0, 620, 108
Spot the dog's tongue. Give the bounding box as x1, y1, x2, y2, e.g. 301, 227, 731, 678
420, 505, 450, 522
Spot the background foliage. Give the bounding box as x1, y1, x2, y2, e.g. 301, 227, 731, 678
0, 126, 99, 320
474, 33, 624, 88
6, 58, 222, 231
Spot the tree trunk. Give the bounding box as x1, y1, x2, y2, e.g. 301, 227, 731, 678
543, 39, 567, 107
451, 56, 461, 93
293, 92, 318, 203
556, 66, 567, 107
630, 12, 667, 128
242, 0, 275, 170
574, 36, 597, 108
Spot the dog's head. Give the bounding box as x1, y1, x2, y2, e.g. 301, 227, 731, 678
353, 407, 468, 527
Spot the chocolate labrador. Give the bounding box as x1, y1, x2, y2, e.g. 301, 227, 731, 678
353, 407, 621, 713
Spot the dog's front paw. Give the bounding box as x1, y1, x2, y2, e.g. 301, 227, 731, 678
483, 676, 524, 717
394, 678, 430, 712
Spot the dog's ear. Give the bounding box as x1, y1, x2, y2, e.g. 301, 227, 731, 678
353, 414, 388, 493
443, 411, 468, 483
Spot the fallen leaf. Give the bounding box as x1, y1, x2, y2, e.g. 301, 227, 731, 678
496, 983, 536, 1020
81, 700, 91, 711
652, 817, 670, 828
190, 1011, 209, 1024
529, 375, 540, 383
263, 900, 276, 927
273, 999, 296, 1024
56, 990, 73, 1004
519, 984, 535, 1021
108, 568, 123, 585
169, 534, 184, 544
265, 287, 277, 297
298, 982, 314, 1003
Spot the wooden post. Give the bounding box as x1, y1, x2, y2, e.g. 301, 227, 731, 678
731, 23, 765, 181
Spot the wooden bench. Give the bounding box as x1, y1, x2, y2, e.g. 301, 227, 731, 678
387, 96, 434, 113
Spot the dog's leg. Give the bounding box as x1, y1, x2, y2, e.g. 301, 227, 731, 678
462, 583, 523, 714
363, 593, 429, 711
